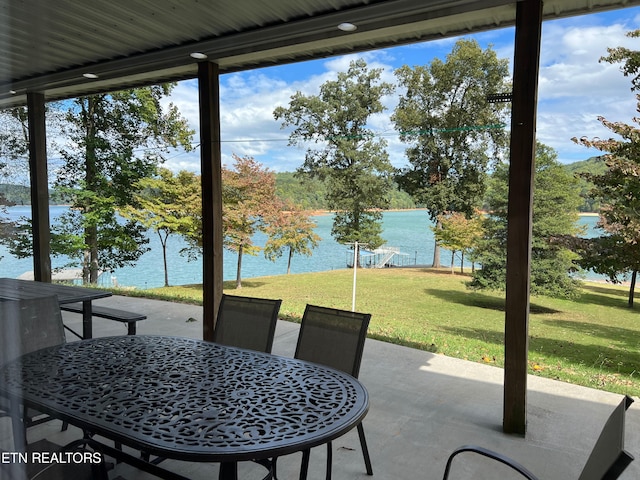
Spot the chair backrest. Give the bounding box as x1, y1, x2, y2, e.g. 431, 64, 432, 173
578, 395, 634, 480
294, 304, 371, 378
212, 294, 282, 353
1, 295, 66, 366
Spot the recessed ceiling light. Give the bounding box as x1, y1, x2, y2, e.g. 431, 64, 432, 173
338, 22, 357, 32
190, 52, 208, 60
83, 73, 99, 79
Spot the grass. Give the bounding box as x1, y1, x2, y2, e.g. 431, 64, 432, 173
114, 268, 640, 396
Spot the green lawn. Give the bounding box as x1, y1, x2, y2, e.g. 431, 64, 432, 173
121, 268, 640, 396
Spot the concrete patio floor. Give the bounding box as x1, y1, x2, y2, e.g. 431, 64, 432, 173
2, 294, 638, 479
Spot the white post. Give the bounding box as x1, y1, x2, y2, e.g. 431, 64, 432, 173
352, 241, 358, 311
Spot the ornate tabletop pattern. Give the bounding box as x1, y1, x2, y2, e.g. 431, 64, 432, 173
0, 335, 368, 462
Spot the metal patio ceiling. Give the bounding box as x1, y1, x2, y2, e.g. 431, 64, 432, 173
1, 0, 639, 109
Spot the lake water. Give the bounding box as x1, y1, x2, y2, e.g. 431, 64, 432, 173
1, 206, 600, 289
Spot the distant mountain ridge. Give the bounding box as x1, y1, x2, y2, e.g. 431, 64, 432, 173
1, 159, 605, 212
564, 156, 606, 212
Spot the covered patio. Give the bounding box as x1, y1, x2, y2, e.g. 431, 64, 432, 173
2, 295, 638, 479
2, 0, 639, 438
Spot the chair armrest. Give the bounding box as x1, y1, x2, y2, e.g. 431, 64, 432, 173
443, 445, 539, 480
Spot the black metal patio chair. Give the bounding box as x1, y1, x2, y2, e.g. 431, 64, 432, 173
0, 295, 68, 443
442, 395, 634, 480
278, 304, 373, 480
212, 294, 282, 353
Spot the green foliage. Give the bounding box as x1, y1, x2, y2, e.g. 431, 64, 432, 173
50, 87, 194, 283
471, 143, 584, 298
392, 39, 511, 266
0, 184, 29, 204
274, 172, 415, 210
2, 88, 190, 280
263, 201, 321, 274
432, 211, 484, 273
387, 186, 417, 209
275, 172, 327, 209
0, 108, 29, 186
563, 157, 606, 212
568, 28, 640, 306
0, 184, 72, 205
120, 168, 201, 287
274, 59, 395, 248
601, 28, 640, 90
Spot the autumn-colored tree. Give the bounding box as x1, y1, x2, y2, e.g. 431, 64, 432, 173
568, 30, 640, 306
120, 168, 201, 287
432, 211, 484, 273
264, 200, 321, 274
223, 155, 280, 288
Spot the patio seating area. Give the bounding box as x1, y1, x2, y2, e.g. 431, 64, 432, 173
1, 294, 638, 479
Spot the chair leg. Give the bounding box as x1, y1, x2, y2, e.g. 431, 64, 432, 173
325, 441, 332, 480
299, 449, 310, 480
357, 423, 373, 475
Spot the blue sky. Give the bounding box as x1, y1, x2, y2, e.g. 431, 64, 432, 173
163, 7, 640, 173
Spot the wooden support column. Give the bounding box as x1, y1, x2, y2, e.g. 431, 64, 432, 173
503, 0, 542, 435
198, 61, 223, 341
27, 92, 51, 283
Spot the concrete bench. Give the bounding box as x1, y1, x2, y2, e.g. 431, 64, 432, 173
60, 303, 147, 336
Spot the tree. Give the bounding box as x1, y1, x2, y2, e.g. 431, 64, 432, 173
52, 87, 194, 283
223, 154, 280, 288
0, 192, 15, 265
0, 106, 62, 253
563, 157, 606, 212
568, 29, 640, 306
120, 168, 201, 287
0, 108, 27, 177
560, 234, 640, 307
392, 38, 511, 267
471, 143, 584, 298
274, 59, 395, 249
0, 125, 15, 260
264, 200, 321, 274
432, 210, 484, 274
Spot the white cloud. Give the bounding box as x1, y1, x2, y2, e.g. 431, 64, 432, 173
535, 20, 638, 162
163, 9, 640, 172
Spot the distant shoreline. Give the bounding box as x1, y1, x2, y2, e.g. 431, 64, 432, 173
306, 208, 599, 217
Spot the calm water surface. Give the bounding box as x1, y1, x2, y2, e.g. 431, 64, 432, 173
1, 206, 600, 289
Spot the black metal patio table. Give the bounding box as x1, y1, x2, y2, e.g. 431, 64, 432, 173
0, 335, 369, 480
0, 277, 111, 339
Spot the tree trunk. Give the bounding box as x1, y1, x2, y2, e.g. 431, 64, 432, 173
82, 225, 99, 284
433, 240, 441, 268
628, 270, 637, 308
160, 232, 169, 287
89, 226, 100, 283
460, 251, 465, 274
83, 249, 90, 285
84, 97, 100, 285
432, 220, 442, 268
450, 251, 455, 274
236, 244, 243, 289
287, 247, 293, 275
